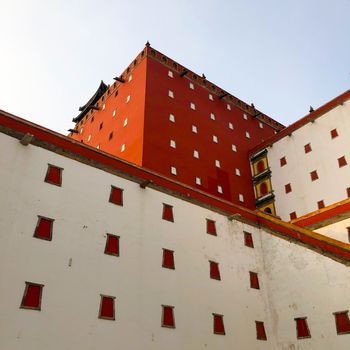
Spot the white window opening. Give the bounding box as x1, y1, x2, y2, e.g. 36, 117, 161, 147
171, 166, 177, 175
245, 131, 251, 139
215, 160, 221, 168
193, 150, 199, 158
227, 104, 231, 111
213, 135, 218, 143
232, 144, 237, 152
210, 113, 215, 120
169, 114, 175, 123
239, 194, 244, 202
259, 122, 264, 129
190, 102, 196, 110
112, 110, 116, 117
123, 118, 128, 127
228, 122, 234, 130
217, 185, 223, 194
126, 95, 131, 103
170, 140, 176, 148
192, 125, 198, 133
168, 90, 174, 98
121, 144, 126, 152
209, 94, 213, 101
87, 135, 91, 142
195, 177, 202, 185
128, 75, 132, 82
102, 104, 106, 110
168, 70, 174, 78
235, 168, 241, 176
189, 82, 194, 90
243, 113, 248, 120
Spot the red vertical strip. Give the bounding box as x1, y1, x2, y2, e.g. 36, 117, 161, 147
162, 306, 175, 327
109, 186, 123, 206
162, 204, 174, 222
105, 234, 120, 256
206, 219, 217, 235
295, 318, 311, 338
210, 261, 221, 280
100, 296, 115, 320
213, 314, 225, 334
256, 321, 267, 340
334, 312, 350, 334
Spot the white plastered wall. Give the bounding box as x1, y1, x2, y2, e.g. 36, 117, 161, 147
266, 99, 350, 221
0, 132, 350, 350
315, 218, 350, 243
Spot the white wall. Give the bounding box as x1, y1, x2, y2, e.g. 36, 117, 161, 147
0, 131, 349, 350
315, 218, 350, 243
267, 99, 350, 221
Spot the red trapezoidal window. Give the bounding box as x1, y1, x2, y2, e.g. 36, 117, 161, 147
20, 282, 44, 310
289, 212, 297, 220
347, 187, 350, 197
334, 311, 350, 334
44, 164, 62, 186
260, 182, 268, 196
310, 170, 318, 181
162, 249, 175, 269
209, 261, 221, 280
206, 219, 217, 235
257, 160, 265, 173
104, 234, 120, 256
317, 200, 325, 209
213, 314, 225, 335
295, 317, 311, 338
162, 204, 174, 222
280, 156, 287, 167
162, 305, 175, 328
34, 216, 54, 241
347, 227, 350, 242
99, 295, 115, 320
331, 128, 338, 139
338, 156, 347, 168
250, 271, 260, 289
256, 321, 267, 340
304, 143, 312, 153
109, 186, 123, 206
285, 183, 292, 194
244, 231, 254, 248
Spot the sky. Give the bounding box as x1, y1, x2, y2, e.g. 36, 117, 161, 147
0, 0, 349, 134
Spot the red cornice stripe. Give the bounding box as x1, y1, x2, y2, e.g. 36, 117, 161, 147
1, 109, 350, 261
249, 89, 350, 155
292, 198, 350, 229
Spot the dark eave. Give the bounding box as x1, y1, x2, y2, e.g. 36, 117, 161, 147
72, 80, 108, 123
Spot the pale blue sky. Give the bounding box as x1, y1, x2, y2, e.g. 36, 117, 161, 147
1, 0, 349, 134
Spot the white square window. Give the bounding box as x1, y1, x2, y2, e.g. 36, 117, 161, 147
243, 113, 248, 120
210, 113, 215, 120
239, 194, 244, 202
193, 150, 199, 158
171, 166, 177, 175
227, 104, 231, 111
168, 70, 173, 78
213, 135, 218, 143
80, 128, 83, 134
215, 160, 221, 168
87, 135, 91, 141
190, 102, 196, 110
123, 118, 128, 127
112, 110, 116, 117
232, 144, 237, 152
121, 144, 126, 152
195, 177, 201, 185
168, 90, 174, 98
235, 168, 241, 176
189, 82, 194, 90
209, 94, 213, 101
217, 185, 223, 194
192, 125, 198, 133
259, 122, 264, 129
170, 140, 176, 148
245, 131, 251, 139
169, 114, 175, 122
102, 104, 106, 110
96, 144, 100, 149
228, 122, 234, 130
126, 95, 131, 103
128, 75, 132, 82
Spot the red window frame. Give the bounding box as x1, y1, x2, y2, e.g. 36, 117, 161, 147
244, 231, 254, 248
213, 314, 225, 335
34, 216, 54, 241
162, 249, 175, 269
249, 271, 260, 289
317, 200, 325, 209
44, 164, 63, 186
162, 305, 175, 328
99, 295, 116, 320
334, 311, 350, 334
295, 317, 311, 339
20, 282, 44, 310
162, 204, 174, 222
206, 219, 217, 236
280, 156, 287, 167
285, 183, 292, 194
290, 211, 297, 220
109, 186, 123, 206
310, 170, 318, 181
330, 128, 338, 139
209, 261, 221, 280
338, 156, 347, 168
104, 234, 120, 256
304, 143, 312, 153
256, 321, 267, 340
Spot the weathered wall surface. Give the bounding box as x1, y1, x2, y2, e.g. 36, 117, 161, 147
266, 99, 350, 221
315, 218, 350, 243
0, 131, 349, 349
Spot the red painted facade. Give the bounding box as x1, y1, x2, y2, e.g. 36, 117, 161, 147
69, 46, 283, 207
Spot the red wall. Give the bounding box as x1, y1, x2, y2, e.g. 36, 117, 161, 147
142, 56, 277, 208
70, 54, 147, 166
